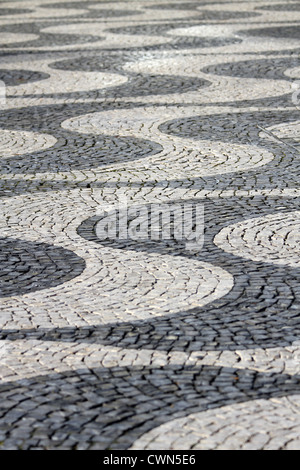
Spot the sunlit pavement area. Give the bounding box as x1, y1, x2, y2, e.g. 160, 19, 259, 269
1, 0, 300, 450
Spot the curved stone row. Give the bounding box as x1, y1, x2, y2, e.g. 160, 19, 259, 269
1, 191, 300, 354
131, 396, 300, 450
0, 237, 85, 298
1, 0, 300, 451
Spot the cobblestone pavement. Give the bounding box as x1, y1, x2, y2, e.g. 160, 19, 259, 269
1, 0, 300, 451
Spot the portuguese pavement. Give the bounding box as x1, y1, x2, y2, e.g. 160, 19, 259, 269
0, 0, 300, 450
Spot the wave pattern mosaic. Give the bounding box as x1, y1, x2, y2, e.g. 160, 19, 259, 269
1, 0, 300, 450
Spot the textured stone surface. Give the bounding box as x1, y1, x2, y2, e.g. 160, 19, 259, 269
0, 0, 300, 451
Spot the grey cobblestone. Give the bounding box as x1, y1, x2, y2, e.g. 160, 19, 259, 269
0, 0, 300, 451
